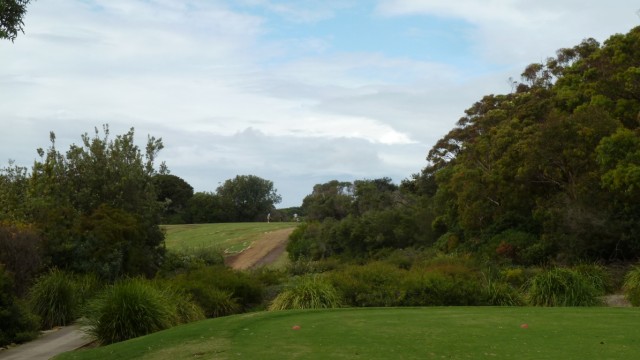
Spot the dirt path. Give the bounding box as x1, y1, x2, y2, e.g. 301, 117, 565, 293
225, 227, 295, 270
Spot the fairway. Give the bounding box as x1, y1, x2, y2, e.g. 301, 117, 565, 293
56, 307, 640, 360
162, 222, 297, 254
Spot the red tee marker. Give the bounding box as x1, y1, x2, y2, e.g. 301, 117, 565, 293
520, 323, 529, 329
292, 325, 301, 330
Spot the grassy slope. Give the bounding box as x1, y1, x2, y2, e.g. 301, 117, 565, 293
57, 307, 640, 360
162, 222, 297, 254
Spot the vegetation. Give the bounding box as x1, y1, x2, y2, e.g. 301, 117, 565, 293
28, 269, 80, 329
55, 307, 640, 360
0, 265, 39, 347
623, 266, 640, 306
82, 278, 178, 345
527, 268, 602, 307
269, 274, 342, 310
0, 0, 32, 41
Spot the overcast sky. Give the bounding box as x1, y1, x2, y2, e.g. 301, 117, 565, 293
1, 1, 639, 207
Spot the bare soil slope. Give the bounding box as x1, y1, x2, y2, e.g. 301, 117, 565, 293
224, 227, 294, 270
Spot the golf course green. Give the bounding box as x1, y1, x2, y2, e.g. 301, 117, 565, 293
55, 307, 640, 359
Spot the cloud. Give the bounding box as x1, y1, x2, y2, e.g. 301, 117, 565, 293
376, 0, 640, 64
2, 0, 639, 207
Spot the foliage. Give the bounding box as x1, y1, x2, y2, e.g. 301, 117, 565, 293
0, 0, 32, 41
83, 278, 176, 344
2, 126, 167, 280
184, 192, 223, 224
402, 257, 487, 306
412, 26, 640, 262
28, 269, 79, 329
484, 281, 525, 306
169, 266, 262, 315
623, 266, 640, 306
269, 274, 342, 310
301, 180, 354, 221
328, 262, 406, 307
153, 174, 194, 224
0, 223, 43, 295
159, 247, 224, 276
216, 175, 282, 222
0, 265, 39, 347
527, 268, 601, 306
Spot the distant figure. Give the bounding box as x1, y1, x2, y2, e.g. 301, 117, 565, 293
267, 212, 271, 223
293, 213, 299, 222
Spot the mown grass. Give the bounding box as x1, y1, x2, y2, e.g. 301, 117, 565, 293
56, 307, 640, 360
162, 223, 297, 254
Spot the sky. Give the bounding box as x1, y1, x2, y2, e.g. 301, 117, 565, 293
1, 1, 639, 207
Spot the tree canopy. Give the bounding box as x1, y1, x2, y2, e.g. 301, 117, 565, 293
291, 26, 640, 264
0, 0, 32, 42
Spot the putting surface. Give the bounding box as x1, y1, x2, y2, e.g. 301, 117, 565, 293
56, 307, 640, 359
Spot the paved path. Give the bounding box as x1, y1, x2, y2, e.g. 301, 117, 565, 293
0, 325, 92, 360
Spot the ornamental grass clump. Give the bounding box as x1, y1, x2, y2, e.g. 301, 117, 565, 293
269, 274, 342, 310
29, 269, 79, 329
527, 268, 601, 306
623, 266, 640, 306
83, 278, 175, 344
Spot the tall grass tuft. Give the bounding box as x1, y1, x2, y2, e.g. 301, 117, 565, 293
527, 268, 601, 306
29, 269, 79, 329
83, 278, 175, 344
269, 275, 342, 311
623, 266, 640, 306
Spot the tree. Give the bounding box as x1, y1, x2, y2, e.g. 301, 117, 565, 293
19, 125, 166, 278
185, 192, 224, 224
216, 175, 281, 222
0, 0, 33, 42
153, 174, 194, 224
301, 180, 354, 221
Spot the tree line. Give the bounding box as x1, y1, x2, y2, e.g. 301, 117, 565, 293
290, 26, 640, 265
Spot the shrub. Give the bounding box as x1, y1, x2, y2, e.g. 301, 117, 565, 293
152, 281, 205, 324
29, 269, 79, 329
83, 278, 175, 344
623, 266, 640, 306
0, 266, 39, 347
0, 223, 43, 296
159, 247, 224, 276
169, 266, 258, 316
328, 262, 406, 307
402, 263, 486, 306
484, 281, 525, 306
527, 268, 601, 306
269, 275, 342, 311
573, 263, 611, 296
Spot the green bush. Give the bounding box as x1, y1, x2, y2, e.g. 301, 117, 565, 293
328, 262, 406, 307
152, 281, 205, 324
168, 266, 260, 316
623, 266, 640, 306
159, 247, 224, 276
527, 268, 601, 306
573, 263, 611, 296
83, 278, 175, 344
29, 269, 79, 329
402, 263, 486, 306
484, 281, 525, 306
269, 275, 342, 310
0, 266, 39, 347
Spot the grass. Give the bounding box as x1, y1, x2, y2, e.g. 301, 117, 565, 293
55, 307, 640, 359
162, 223, 298, 254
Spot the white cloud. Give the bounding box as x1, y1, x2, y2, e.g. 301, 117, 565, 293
377, 0, 640, 64
2, 0, 639, 207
